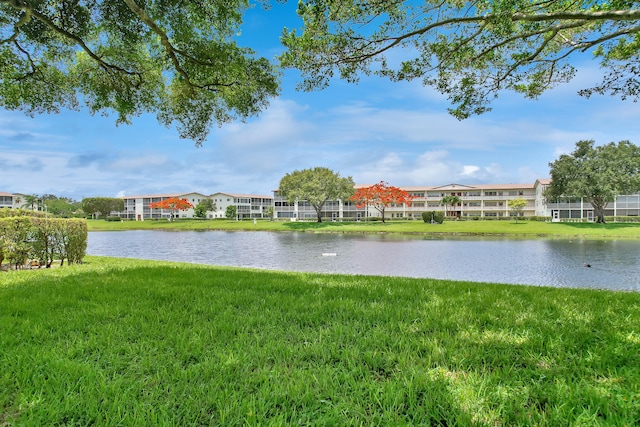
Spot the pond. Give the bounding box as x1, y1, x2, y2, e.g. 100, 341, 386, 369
87, 230, 640, 291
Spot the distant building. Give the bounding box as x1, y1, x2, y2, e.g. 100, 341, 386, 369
272, 190, 362, 221
0, 192, 33, 210
0, 192, 15, 209
537, 179, 640, 221
209, 192, 273, 220
386, 182, 538, 220
3, 179, 638, 221
118, 192, 273, 220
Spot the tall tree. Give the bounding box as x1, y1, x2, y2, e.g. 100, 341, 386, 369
279, 167, 355, 222
149, 197, 193, 220
545, 140, 640, 223
81, 197, 124, 219
281, 1, 640, 119
351, 181, 414, 223
0, 0, 279, 145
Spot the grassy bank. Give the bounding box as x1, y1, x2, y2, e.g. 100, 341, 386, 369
86, 218, 640, 239
2, 257, 639, 425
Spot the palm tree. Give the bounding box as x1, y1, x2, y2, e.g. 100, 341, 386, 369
23, 194, 41, 211
441, 195, 461, 217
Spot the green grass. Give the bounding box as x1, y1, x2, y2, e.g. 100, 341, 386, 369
87, 218, 640, 239
2, 257, 639, 425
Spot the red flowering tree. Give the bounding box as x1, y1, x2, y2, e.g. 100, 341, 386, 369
148, 198, 194, 221
350, 181, 415, 223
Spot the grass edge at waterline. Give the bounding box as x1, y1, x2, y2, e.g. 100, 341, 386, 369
86, 218, 640, 239
1, 256, 639, 425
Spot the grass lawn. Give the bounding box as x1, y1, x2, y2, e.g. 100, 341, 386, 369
87, 218, 640, 239
1, 256, 639, 425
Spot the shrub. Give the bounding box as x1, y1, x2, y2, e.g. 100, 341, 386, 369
106, 216, 122, 222
0, 217, 87, 269
422, 211, 444, 224
0, 208, 46, 218
605, 216, 640, 223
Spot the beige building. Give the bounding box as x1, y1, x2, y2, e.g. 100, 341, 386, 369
119, 192, 273, 220
3, 179, 638, 221
389, 182, 538, 220
120, 192, 209, 220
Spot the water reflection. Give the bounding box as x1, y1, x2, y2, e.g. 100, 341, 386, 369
88, 231, 640, 291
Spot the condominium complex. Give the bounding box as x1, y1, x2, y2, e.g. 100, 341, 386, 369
2, 179, 639, 221
119, 192, 273, 220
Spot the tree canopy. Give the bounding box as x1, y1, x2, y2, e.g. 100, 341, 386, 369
225, 205, 237, 220
507, 198, 527, 222
441, 195, 461, 217
278, 167, 355, 222
81, 197, 124, 219
351, 181, 414, 223
280, 0, 640, 119
149, 197, 193, 220
194, 199, 216, 219
0, 0, 280, 145
545, 140, 640, 223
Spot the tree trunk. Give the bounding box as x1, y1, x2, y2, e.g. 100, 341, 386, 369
593, 204, 606, 223
590, 197, 608, 223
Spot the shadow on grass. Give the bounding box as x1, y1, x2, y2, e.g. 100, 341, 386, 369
1, 259, 639, 425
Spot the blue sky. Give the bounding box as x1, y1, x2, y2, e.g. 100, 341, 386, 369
2, 3, 640, 201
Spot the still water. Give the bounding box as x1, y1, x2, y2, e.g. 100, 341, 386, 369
88, 230, 640, 291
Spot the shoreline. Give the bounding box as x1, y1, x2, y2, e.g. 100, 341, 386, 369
86, 218, 640, 240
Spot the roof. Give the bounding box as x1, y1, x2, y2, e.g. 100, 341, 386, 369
356, 182, 540, 191
120, 193, 184, 200
123, 192, 273, 200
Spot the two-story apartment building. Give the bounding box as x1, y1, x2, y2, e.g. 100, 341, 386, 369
0, 192, 15, 209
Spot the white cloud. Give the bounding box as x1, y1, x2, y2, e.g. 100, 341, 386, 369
461, 165, 480, 176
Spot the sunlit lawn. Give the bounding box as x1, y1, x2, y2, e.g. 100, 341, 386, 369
87, 218, 640, 239
1, 256, 639, 425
